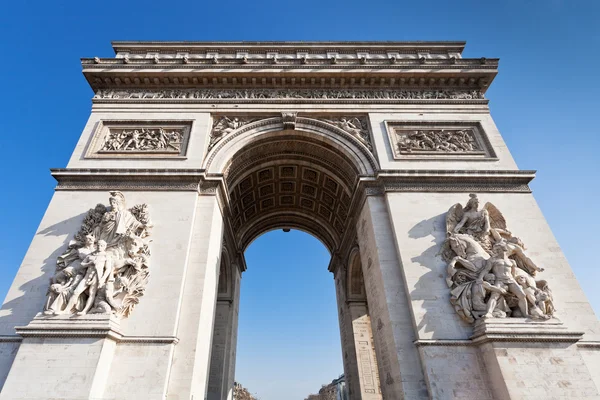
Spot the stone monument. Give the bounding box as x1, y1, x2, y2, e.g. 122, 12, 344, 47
0, 41, 598, 400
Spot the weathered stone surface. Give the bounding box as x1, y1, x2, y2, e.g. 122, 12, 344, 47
1, 41, 598, 400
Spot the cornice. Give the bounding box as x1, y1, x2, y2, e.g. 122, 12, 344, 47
83, 58, 496, 69
15, 315, 179, 344
51, 168, 205, 191
373, 170, 535, 193
110, 40, 467, 54
470, 318, 584, 345
82, 41, 497, 93
49, 168, 534, 193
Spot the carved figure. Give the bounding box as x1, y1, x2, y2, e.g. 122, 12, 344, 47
324, 117, 372, 149
397, 129, 481, 154
95, 89, 485, 101
93, 191, 146, 246
42, 192, 152, 318
448, 194, 492, 249
478, 242, 528, 318
100, 127, 183, 152
43, 267, 81, 315
443, 194, 554, 323
62, 240, 111, 315
210, 117, 260, 149
472, 274, 511, 318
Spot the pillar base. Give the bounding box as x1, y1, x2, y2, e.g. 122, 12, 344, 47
473, 318, 598, 399
471, 317, 584, 344
1, 314, 121, 400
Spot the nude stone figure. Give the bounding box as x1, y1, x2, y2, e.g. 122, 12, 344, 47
472, 273, 511, 318
478, 242, 528, 318
62, 240, 112, 315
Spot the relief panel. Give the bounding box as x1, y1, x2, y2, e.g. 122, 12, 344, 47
85, 120, 191, 158
385, 121, 496, 160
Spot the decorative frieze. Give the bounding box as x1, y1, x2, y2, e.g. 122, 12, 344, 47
385, 122, 496, 160
86, 121, 191, 158
94, 89, 485, 102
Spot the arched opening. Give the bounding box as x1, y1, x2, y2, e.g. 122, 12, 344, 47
206, 120, 381, 399
235, 229, 341, 399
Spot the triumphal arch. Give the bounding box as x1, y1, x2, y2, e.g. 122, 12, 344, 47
0, 41, 598, 400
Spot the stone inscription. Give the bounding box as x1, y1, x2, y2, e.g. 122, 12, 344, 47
353, 317, 379, 395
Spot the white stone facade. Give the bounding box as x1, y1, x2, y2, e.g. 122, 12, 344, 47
0, 41, 598, 400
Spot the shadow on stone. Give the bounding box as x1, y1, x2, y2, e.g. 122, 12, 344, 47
407, 212, 470, 336
0, 212, 87, 328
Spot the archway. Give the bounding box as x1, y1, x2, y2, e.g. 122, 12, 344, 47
206, 119, 382, 400
233, 230, 341, 399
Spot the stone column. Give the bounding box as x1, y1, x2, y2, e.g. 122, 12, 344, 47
334, 267, 362, 400
207, 300, 231, 400
166, 195, 224, 399
356, 195, 428, 399
348, 302, 382, 400
222, 264, 241, 400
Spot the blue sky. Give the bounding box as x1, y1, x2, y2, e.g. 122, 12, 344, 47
1, 1, 599, 399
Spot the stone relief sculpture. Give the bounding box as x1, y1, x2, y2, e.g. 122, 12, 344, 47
210, 117, 260, 149
95, 89, 485, 101
397, 129, 481, 153
442, 194, 554, 323
323, 117, 372, 149
100, 127, 183, 152
43, 191, 152, 318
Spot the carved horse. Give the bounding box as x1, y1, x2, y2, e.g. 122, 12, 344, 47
445, 233, 490, 287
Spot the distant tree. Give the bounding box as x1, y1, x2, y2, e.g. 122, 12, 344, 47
233, 382, 257, 400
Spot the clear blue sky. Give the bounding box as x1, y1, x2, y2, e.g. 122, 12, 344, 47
1, 1, 599, 399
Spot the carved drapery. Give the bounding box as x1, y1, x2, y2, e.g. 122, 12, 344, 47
43, 191, 152, 319
442, 194, 553, 323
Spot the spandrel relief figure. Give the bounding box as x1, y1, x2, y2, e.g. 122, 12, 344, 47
42, 191, 152, 318
324, 117, 372, 149
443, 194, 554, 323
210, 116, 259, 149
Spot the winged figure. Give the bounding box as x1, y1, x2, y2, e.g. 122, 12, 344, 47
325, 117, 371, 148
442, 194, 554, 323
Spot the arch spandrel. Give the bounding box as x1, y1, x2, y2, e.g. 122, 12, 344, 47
208, 116, 377, 253
204, 115, 378, 176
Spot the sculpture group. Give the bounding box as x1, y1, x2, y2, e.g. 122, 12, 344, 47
398, 129, 480, 153
442, 194, 554, 323
100, 127, 183, 152
43, 191, 152, 318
